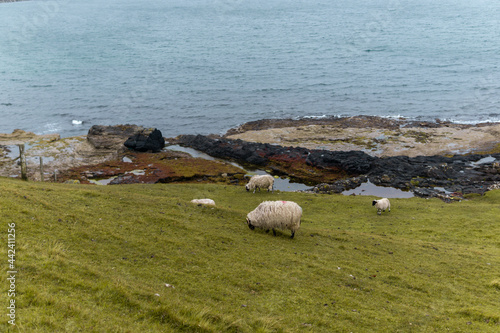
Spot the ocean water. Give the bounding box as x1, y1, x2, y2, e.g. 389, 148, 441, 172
1, 0, 500, 138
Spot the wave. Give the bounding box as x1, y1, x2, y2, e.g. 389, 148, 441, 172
445, 117, 500, 125
299, 115, 330, 120
39, 122, 62, 135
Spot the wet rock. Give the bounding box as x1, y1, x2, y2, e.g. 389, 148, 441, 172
413, 187, 436, 198
87, 124, 145, 150
124, 128, 165, 153
109, 174, 140, 185
175, 134, 500, 199
224, 115, 431, 136
305, 150, 374, 174
313, 177, 368, 194
176, 135, 269, 166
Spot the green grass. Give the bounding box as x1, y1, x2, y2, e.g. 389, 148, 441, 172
0, 178, 499, 332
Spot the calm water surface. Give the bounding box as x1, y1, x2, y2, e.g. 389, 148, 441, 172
1, 0, 499, 138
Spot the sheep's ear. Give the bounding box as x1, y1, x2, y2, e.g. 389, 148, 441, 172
372, 200, 377, 206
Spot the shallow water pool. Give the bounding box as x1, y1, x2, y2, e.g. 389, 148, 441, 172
342, 180, 414, 198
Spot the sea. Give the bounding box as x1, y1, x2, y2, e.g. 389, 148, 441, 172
1, 0, 500, 139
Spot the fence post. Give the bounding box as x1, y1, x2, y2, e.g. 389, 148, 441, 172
18, 144, 28, 181
40, 156, 44, 182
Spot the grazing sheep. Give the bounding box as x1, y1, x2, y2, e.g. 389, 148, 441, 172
372, 198, 390, 215
191, 199, 216, 207
245, 174, 274, 193
246, 200, 302, 238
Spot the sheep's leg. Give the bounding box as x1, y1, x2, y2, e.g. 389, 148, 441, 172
272, 229, 276, 236
290, 231, 295, 239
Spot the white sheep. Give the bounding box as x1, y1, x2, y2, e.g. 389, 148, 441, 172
372, 198, 390, 215
245, 174, 274, 193
246, 200, 302, 238
190, 199, 216, 207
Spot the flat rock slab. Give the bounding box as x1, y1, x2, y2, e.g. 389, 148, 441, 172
0, 129, 60, 145
225, 116, 500, 157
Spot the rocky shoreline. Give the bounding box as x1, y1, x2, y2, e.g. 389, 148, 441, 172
224, 115, 500, 157
3, 116, 500, 201
0, 125, 246, 186
174, 133, 500, 200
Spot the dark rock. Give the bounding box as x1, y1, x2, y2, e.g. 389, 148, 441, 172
124, 128, 165, 153
313, 176, 368, 194
306, 150, 374, 174
176, 135, 269, 166
175, 134, 500, 199
109, 174, 141, 185
87, 124, 146, 150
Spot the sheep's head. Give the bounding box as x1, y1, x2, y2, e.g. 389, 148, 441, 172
246, 217, 255, 230
245, 184, 250, 191
372, 200, 377, 206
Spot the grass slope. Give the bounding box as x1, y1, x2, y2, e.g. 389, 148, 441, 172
0, 178, 499, 332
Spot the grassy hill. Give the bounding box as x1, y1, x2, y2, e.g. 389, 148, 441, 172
1, 178, 499, 332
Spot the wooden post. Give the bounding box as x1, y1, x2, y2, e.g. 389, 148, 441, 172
40, 156, 44, 182
18, 144, 27, 181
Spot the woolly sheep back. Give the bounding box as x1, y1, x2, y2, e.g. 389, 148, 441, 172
246, 200, 302, 238
191, 199, 216, 207
372, 198, 390, 215
245, 175, 274, 193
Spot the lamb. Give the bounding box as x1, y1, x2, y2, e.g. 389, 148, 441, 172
190, 199, 216, 207
245, 174, 274, 193
246, 200, 302, 238
372, 198, 390, 215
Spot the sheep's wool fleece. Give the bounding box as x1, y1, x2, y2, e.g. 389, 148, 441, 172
247, 175, 274, 190
374, 198, 390, 210
191, 199, 216, 206
247, 201, 302, 231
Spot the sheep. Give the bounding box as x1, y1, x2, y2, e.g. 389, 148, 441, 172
245, 174, 274, 193
190, 199, 216, 207
246, 200, 302, 238
372, 198, 390, 215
